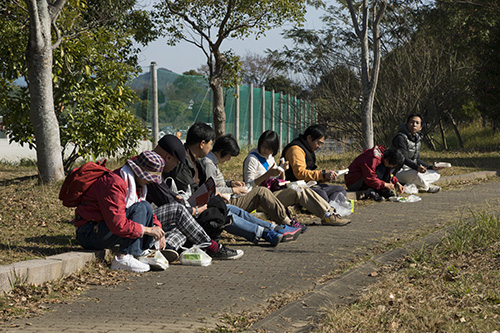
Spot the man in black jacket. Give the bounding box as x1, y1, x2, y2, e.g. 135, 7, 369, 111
391, 114, 444, 193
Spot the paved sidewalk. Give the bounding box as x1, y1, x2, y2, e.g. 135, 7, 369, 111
2, 175, 500, 332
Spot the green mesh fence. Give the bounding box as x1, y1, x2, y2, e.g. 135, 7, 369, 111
131, 67, 315, 146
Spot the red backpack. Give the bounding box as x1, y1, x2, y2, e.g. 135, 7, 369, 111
59, 160, 110, 207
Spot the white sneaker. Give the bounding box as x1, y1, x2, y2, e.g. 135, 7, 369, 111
111, 254, 150, 273
427, 185, 441, 193
137, 249, 169, 271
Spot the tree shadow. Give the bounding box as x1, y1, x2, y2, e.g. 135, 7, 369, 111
0, 174, 39, 186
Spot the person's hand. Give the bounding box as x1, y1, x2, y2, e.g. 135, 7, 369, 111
384, 182, 395, 191
144, 225, 165, 241
233, 186, 248, 195
417, 165, 427, 173
396, 182, 405, 193
282, 161, 289, 171
175, 195, 184, 202
325, 170, 337, 181
158, 236, 166, 251
266, 163, 281, 177
198, 204, 208, 215
231, 180, 245, 187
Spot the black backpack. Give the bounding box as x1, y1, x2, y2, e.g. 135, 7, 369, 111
196, 195, 232, 240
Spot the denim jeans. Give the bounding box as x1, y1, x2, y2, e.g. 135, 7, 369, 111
76, 201, 155, 256
224, 204, 275, 244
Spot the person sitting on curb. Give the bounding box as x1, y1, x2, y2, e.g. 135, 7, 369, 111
390, 113, 444, 193
148, 134, 301, 247
144, 135, 244, 260
241, 131, 350, 226
165, 122, 307, 233
344, 146, 405, 201
74, 151, 166, 273
281, 124, 348, 205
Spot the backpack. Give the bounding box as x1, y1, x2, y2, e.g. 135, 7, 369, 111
196, 195, 232, 240
59, 160, 110, 207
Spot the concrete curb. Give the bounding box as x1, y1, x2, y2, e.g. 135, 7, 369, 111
435, 170, 499, 184
0, 250, 108, 293
249, 220, 457, 332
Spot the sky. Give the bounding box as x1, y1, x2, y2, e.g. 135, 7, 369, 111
135, 4, 326, 75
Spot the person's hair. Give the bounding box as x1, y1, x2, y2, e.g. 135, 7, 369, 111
258, 130, 280, 156
383, 148, 405, 166
406, 113, 423, 124
303, 124, 327, 141
185, 122, 215, 146
212, 134, 240, 158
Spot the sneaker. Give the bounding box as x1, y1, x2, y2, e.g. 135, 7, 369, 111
427, 185, 441, 193
291, 219, 308, 233
263, 229, 283, 247
274, 225, 301, 242
111, 254, 150, 273
161, 249, 179, 263
137, 249, 169, 271
321, 214, 351, 226
210, 245, 244, 260
367, 188, 383, 202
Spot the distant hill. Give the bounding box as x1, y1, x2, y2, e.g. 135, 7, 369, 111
130, 67, 206, 91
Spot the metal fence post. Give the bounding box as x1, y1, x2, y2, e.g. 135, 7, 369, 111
235, 85, 240, 142
150, 62, 159, 146
248, 83, 253, 146
271, 89, 275, 132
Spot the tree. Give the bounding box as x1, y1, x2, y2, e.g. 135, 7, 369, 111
344, 0, 388, 149
1, 1, 156, 174
23, 0, 68, 182
153, 0, 312, 137
239, 52, 278, 87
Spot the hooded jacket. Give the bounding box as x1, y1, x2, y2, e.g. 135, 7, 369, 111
344, 145, 399, 190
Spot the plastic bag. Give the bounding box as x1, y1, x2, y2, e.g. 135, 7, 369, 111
388, 195, 421, 203
403, 183, 418, 194
180, 244, 212, 266
138, 249, 169, 270
329, 193, 354, 217
288, 180, 317, 192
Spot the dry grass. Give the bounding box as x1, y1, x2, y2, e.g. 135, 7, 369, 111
314, 213, 500, 333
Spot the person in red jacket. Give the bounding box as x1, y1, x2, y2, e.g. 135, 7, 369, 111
74, 151, 166, 273
344, 146, 405, 201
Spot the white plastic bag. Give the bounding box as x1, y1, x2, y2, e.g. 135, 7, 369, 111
138, 249, 169, 270
403, 183, 418, 194
288, 180, 308, 192
180, 244, 212, 266
388, 195, 421, 203
329, 193, 353, 217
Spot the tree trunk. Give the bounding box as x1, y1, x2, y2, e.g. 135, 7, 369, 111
445, 110, 464, 149
211, 51, 226, 138
439, 118, 448, 150
347, 0, 387, 149
210, 77, 226, 138
26, 0, 64, 182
